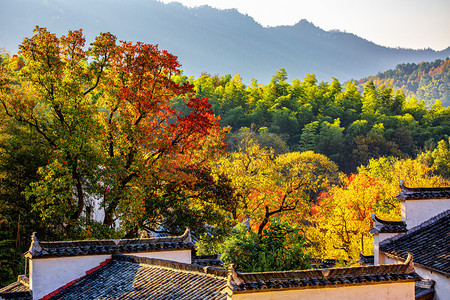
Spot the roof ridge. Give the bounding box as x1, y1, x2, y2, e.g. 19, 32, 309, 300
26, 231, 195, 258
112, 254, 228, 278
380, 209, 450, 246
226, 255, 419, 293
370, 213, 407, 234
397, 180, 450, 200
233, 261, 412, 281
371, 213, 405, 225
38, 232, 190, 246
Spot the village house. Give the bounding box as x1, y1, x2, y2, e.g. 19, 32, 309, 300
370, 181, 450, 300
1, 180, 448, 300
0, 230, 419, 300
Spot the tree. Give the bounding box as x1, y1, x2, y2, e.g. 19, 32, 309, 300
214, 139, 339, 235
197, 221, 311, 272
0, 27, 225, 238
310, 173, 380, 260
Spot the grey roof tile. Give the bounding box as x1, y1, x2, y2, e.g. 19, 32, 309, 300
380, 209, 450, 275
47, 254, 228, 300
0, 276, 32, 300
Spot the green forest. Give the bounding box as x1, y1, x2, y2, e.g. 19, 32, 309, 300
0, 28, 449, 285
185, 67, 450, 174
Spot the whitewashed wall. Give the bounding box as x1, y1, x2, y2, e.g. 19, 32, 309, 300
401, 199, 450, 229
373, 232, 402, 265
230, 282, 415, 300
30, 249, 191, 300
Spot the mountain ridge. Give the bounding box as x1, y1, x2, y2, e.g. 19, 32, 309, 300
1, 0, 449, 83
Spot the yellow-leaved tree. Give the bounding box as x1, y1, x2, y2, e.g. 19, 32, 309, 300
213, 138, 339, 235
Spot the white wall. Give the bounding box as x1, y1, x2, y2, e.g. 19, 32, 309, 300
373, 232, 401, 265
231, 282, 415, 300
401, 199, 450, 229
30, 249, 191, 300
30, 254, 110, 300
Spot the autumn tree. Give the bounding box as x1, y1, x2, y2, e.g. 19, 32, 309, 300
309, 173, 380, 260
214, 136, 339, 235
308, 156, 449, 261
0, 27, 226, 238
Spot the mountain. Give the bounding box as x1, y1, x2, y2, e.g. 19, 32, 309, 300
358, 59, 450, 107
1, 0, 449, 83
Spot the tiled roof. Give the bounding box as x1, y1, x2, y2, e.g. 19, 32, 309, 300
41, 254, 420, 299
46, 254, 228, 300
370, 213, 407, 234
380, 209, 450, 275
397, 180, 450, 201
310, 258, 346, 269
227, 255, 420, 294
25, 229, 195, 259
358, 253, 374, 265
0, 275, 32, 300
414, 279, 435, 300
192, 254, 224, 268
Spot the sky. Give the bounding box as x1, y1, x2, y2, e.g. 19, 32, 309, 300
160, 0, 450, 51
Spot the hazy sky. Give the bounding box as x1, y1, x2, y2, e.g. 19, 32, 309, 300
161, 0, 450, 51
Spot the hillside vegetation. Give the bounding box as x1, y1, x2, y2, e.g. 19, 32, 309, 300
359, 58, 450, 107
182, 69, 450, 174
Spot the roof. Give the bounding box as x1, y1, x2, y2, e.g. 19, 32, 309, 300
414, 279, 435, 300
358, 253, 375, 265
380, 209, 450, 275
192, 254, 224, 268
0, 275, 32, 300
38, 253, 420, 299
46, 254, 228, 300
397, 180, 450, 201
227, 255, 419, 294
25, 229, 195, 259
370, 213, 407, 234
310, 258, 346, 269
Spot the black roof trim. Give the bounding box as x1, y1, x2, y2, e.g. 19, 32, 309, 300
26, 229, 195, 258
370, 213, 407, 234
397, 180, 450, 201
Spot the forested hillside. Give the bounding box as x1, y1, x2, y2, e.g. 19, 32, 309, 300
359, 58, 450, 107
1, 28, 449, 286
183, 69, 450, 173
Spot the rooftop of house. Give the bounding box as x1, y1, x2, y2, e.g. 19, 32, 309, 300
414, 279, 435, 300
41, 253, 419, 299
358, 253, 375, 265
310, 258, 347, 269
0, 275, 32, 300
192, 254, 224, 268
227, 254, 419, 294
397, 180, 450, 201
45, 254, 228, 300
370, 213, 407, 234
380, 209, 450, 276
25, 229, 195, 259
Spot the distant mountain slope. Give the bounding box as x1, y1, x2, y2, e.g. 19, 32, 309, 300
1, 0, 449, 83
358, 59, 450, 106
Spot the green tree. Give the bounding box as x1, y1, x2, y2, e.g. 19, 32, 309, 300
198, 221, 311, 272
